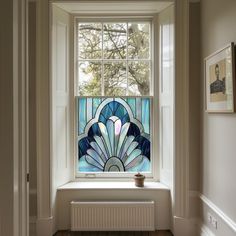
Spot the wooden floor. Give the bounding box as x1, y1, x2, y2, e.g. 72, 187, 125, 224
55, 231, 173, 236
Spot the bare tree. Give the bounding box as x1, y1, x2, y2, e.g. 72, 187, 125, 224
78, 22, 150, 96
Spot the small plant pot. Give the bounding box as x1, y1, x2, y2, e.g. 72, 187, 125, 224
134, 173, 145, 187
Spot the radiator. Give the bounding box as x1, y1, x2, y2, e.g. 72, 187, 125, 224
71, 201, 155, 231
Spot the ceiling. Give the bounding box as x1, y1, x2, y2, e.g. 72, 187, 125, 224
53, 1, 174, 14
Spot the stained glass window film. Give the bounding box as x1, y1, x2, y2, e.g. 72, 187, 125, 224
77, 97, 151, 173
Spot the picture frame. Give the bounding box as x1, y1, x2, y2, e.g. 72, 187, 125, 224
205, 42, 235, 113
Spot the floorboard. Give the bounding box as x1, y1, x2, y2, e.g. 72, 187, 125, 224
54, 230, 173, 236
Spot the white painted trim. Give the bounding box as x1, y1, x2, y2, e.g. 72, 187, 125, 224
199, 223, 215, 236
158, 4, 174, 188
36, 0, 53, 235
29, 188, 37, 195
189, 0, 200, 3
30, 216, 37, 224
173, 0, 190, 218
173, 216, 199, 236
36, 0, 51, 218
0, 215, 1, 235
57, 181, 169, 190
29, 216, 37, 236
53, 1, 173, 14
189, 190, 199, 198
74, 17, 157, 180
13, 0, 29, 235
13, 0, 20, 235
36, 217, 53, 236
200, 194, 236, 233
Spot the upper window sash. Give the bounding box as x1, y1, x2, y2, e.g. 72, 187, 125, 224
75, 18, 153, 97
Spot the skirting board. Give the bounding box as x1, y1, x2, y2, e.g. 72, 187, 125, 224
30, 216, 37, 236
173, 216, 199, 236
200, 194, 236, 233
36, 217, 53, 236
200, 223, 215, 236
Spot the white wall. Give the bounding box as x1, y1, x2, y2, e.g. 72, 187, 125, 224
201, 0, 236, 235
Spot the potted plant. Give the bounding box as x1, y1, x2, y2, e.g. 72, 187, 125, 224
134, 173, 145, 187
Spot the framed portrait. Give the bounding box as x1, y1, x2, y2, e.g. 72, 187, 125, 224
205, 42, 235, 113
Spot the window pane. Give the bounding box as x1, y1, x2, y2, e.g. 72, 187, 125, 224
77, 97, 151, 173
78, 61, 102, 96
128, 61, 150, 95
104, 62, 127, 96
78, 98, 87, 135
128, 23, 150, 59
103, 23, 127, 59
78, 23, 102, 59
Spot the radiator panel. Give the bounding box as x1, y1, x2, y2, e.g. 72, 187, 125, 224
71, 201, 155, 231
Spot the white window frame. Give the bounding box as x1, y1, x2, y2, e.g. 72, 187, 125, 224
73, 15, 159, 180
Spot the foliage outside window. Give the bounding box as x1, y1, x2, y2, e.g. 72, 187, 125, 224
76, 20, 153, 175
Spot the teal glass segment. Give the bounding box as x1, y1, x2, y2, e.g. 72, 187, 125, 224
126, 98, 136, 118
142, 98, 150, 134
78, 98, 86, 135
92, 98, 102, 117
77, 97, 151, 173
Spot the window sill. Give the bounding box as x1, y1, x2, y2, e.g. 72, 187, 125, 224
57, 181, 170, 191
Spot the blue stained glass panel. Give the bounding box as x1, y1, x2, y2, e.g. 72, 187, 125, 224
92, 98, 101, 117
142, 98, 150, 134
127, 98, 136, 118
87, 98, 93, 121
135, 98, 142, 121
77, 97, 151, 173
78, 98, 86, 135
